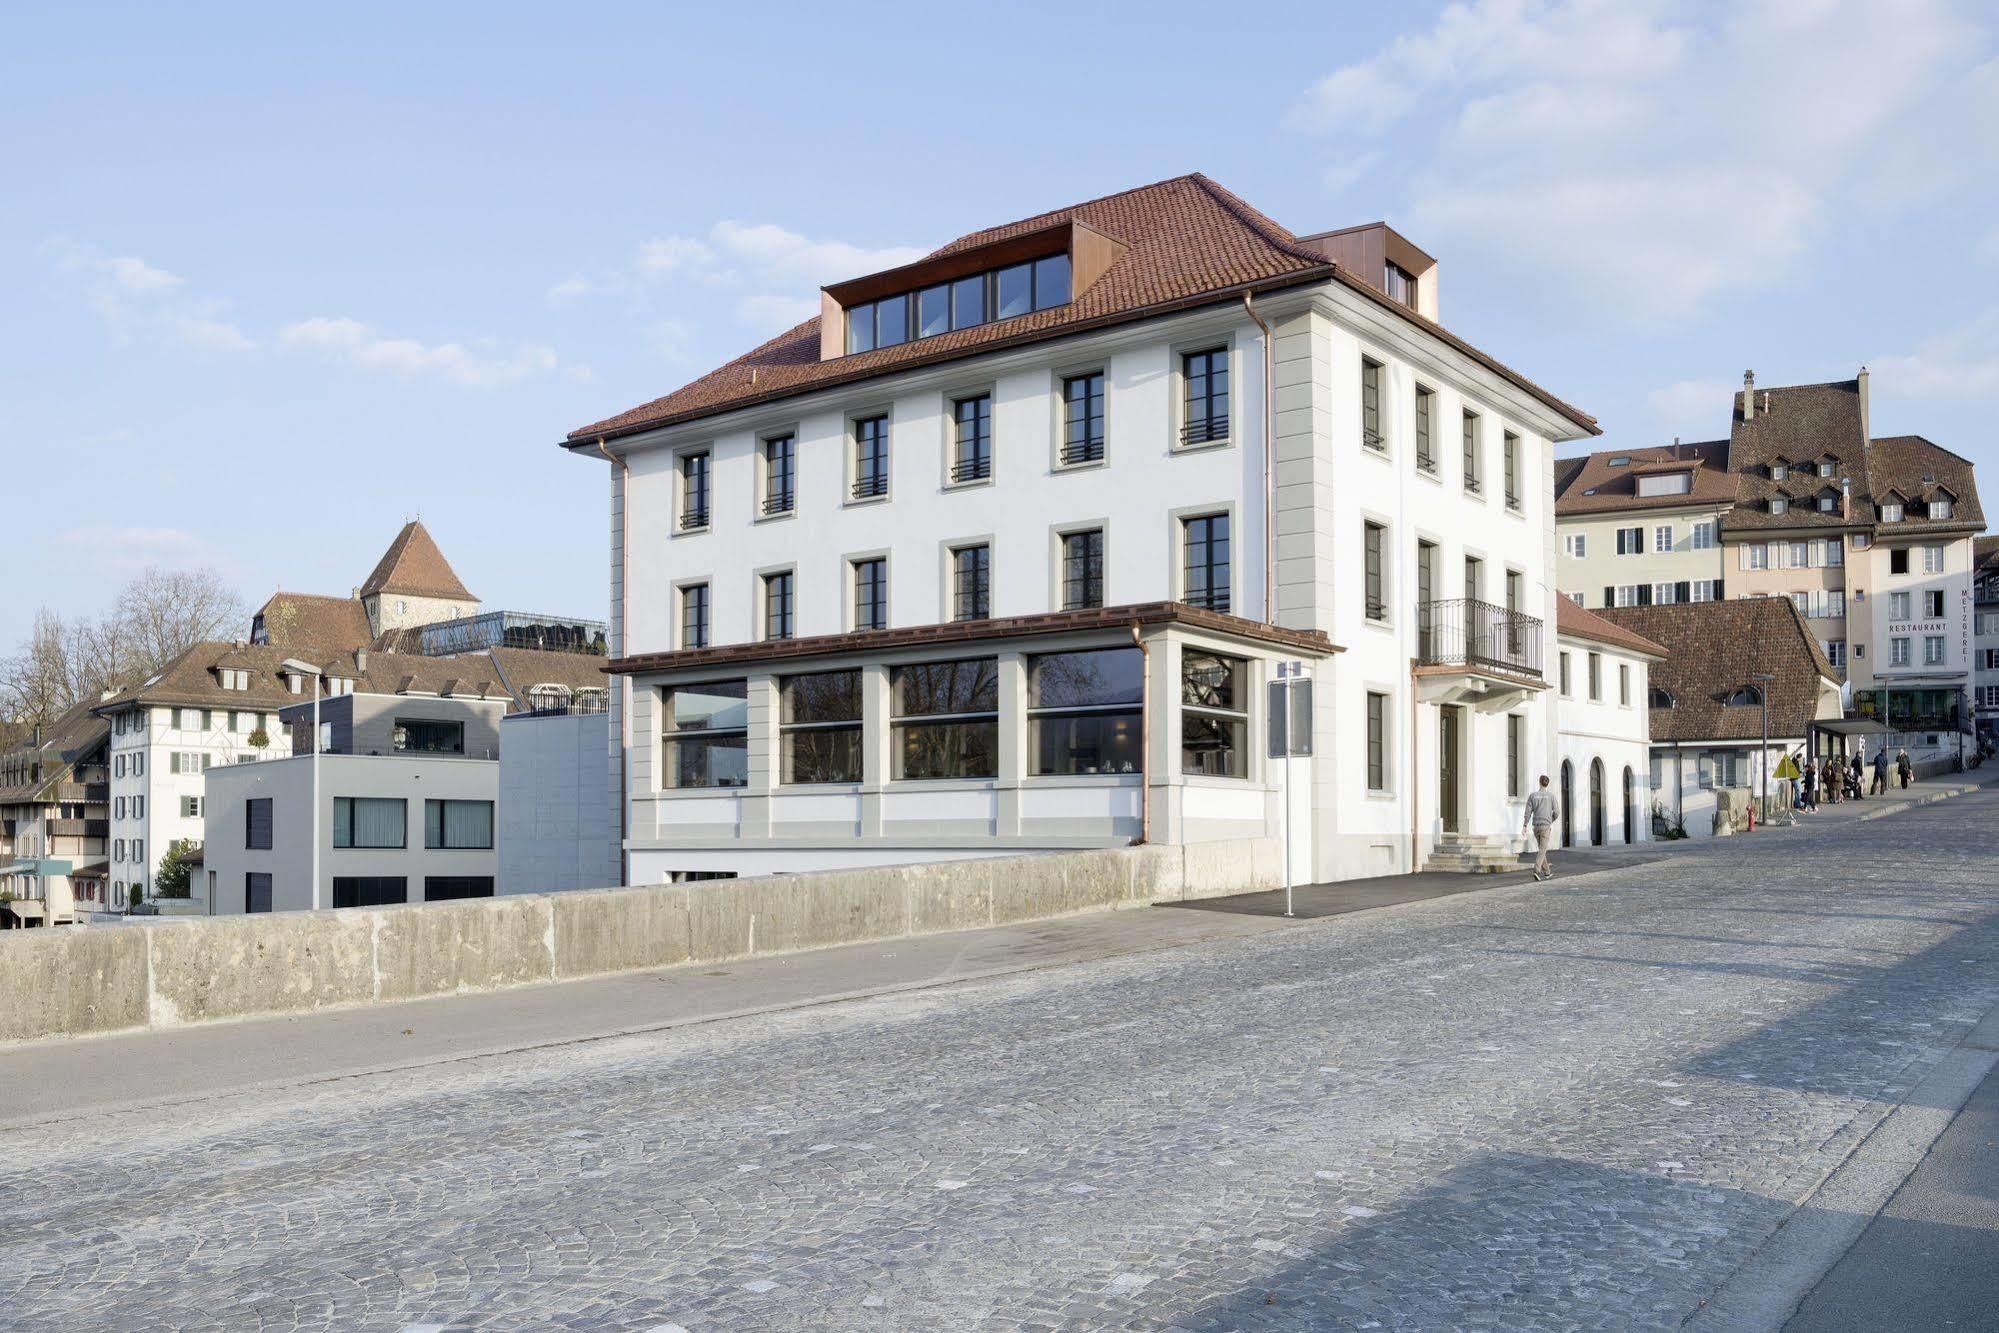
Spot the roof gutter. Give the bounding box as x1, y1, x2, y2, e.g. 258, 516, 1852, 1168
1242, 290, 1276, 623
595, 435, 632, 888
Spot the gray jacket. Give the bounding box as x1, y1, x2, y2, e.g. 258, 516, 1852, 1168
1523, 789, 1560, 829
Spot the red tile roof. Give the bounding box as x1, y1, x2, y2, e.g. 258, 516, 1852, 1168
566, 174, 1596, 443
1556, 599, 1666, 658
358, 521, 477, 602
1598, 599, 1839, 743
1554, 440, 1734, 516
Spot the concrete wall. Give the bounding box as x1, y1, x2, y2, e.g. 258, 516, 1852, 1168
0, 835, 1281, 1045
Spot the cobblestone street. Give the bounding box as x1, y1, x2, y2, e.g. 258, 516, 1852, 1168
5, 791, 1998, 1331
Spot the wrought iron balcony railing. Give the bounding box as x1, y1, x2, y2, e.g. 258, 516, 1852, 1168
1416, 597, 1543, 678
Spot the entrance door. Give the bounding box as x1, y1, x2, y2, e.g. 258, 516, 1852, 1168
1439, 706, 1462, 833
1590, 758, 1606, 846
1560, 760, 1574, 848
1622, 767, 1635, 844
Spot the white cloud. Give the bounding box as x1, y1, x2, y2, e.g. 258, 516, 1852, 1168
1287, 0, 1995, 322
1646, 376, 1739, 430
277, 317, 561, 388
1871, 311, 1999, 400
735, 292, 820, 334
1320, 152, 1382, 193
636, 234, 722, 280
47, 239, 254, 352
60, 526, 231, 579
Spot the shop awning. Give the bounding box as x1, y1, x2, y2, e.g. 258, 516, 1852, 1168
1812, 718, 1889, 737
0, 858, 72, 878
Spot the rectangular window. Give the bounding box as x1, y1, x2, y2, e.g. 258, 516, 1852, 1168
1181, 513, 1230, 613
763, 570, 795, 640
424, 799, 494, 850
917, 284, 950, 338
679, 451, 710, 530
1692, 520, 1717, 550
1880, 501, 1903, 523
1366, 691, 1387, 792
950, 274, 985, 330
1587, 652, 1602, 701
1617, 526, 1644, 555
245, 798, 272, 850
995, 263, 1033, 320
1890, 591, 1911, 620
245, 872, 272, 914
1028, 647, 1143, 776
1033, 254, 1071, 309
1414, 386, 1436, 471
1619, 663, 1631, 706
332, 876, 407, 909
873, 293, 908, 348
681, 582, 710, 649
1747, 543, 1769, 570
1925, 635, 1946, 666
180, 795, 201, 818
333, 796, 407, 849
424, 876, 495, 902
1181, 348, 1229, 446
1182, 651, 1248, 778
951, 544, 990, 622
891, 659, 998, 780
1924, 545, 1945, 574
1890, 637, 1911, 667
1504, 432, 1521, 507
662, 680, 749, 789
780, 669, 863, 784
1383, 261, 1416, 308
1061, 372, 1106, 465
1061, 529, 1105, 610
762, 435, 795, 515
852, 557, 887, 631
1563, 533, 1586, 559
852, 415, 889, 500
1461, 411, 1481, 492
1363, 521, 1386, 621
1507, 713, 1523, 798
395, 718, 464, 754
1827, 639, 1847, 669
950, 394, 992, 483
1360, 357, 1384, 450
1890, 547, 1910, 574
1655, 524, 1674, 553
1925, 589, 1946, 618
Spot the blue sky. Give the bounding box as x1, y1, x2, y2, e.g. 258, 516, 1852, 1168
5, 1, 1996, 649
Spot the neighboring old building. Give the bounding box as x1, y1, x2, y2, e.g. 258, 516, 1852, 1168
1599, 599, 1843, 839
1554, 441, 1732, 610
564, 173, 1599, 882
1976, 536, 1999, 742
0, 704, 110, 922
1551, 601, 1664, 848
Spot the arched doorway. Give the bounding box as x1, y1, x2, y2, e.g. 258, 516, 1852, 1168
1622, 767, 1636, 844
1589, 759, 1607, 846
1560, 760, 1575, 848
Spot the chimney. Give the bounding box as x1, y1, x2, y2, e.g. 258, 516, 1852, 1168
356, 649, 369, 673
1742, 370, 1756, 422
1841, 476, 1852, 521
1856, 364, 1870, 445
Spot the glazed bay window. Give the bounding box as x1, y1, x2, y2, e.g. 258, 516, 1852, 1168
681, 582, 710, 649
424, 799, 494, 850
1414, 385, 1436, 471
852, 557, 888, 631
1028, 647, 1143, 776
780, 670, 863, 784
847, 253, 1069, 353
1181, 348, 1228, 446
1461, 410, 1482, 493
679, 450, 710, 531
762, 434, 795, 515
334, 797, 406, 849
951, 544, 990, 622
951, 394, 992, 482
662, 680, 748, 789
852, 415, 889, 499
395, 718, 463, 754
1181, 513, 1230, 613
1061, 372, 1105, 464
1181, 650, 1248, 777
1360, 357, 1384, 450
1061, 528, 1104, 610
891, 658, 998, 780
763, 571, 795, 641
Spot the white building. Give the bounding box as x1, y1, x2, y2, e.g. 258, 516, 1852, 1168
1976, 537, 1999, 743
1551, 601, 1663, 847
563, 175, 1599, 884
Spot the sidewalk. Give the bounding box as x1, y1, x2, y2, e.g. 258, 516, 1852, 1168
1757, 766, 1994, 836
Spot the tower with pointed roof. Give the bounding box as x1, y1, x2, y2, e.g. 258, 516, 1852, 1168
357, 521, 480, 638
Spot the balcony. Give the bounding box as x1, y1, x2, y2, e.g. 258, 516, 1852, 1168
1413, 598, 1546, 710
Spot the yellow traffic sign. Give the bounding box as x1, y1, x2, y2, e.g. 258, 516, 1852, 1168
1774, 754, 1802, 781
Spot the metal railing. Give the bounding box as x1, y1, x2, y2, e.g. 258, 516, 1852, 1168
1060, 440, 1104, 466
1181, 416, 1229, 446
851, 474, 889, 500
679, 506, 709, 531
950, 457, 991, 483
761, 491, 794, 516
1416, 597, 1543, 678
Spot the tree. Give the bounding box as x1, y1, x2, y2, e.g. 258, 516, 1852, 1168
114, 566, 244, 674
0, 609, 73, 730
152, 839, 200, 899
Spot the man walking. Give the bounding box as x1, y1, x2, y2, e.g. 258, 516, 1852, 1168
1523, 774, 1560, 882
1871, 745, 1890, 796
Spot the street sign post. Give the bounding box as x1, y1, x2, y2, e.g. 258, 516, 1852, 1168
1268, 661, 1312, 917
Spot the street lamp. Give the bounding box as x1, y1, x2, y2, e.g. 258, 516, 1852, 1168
1751, 671, 1775, 824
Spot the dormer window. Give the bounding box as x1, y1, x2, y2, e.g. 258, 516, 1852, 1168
1880, 501, 1903, 522
218, 668, 250, 691
1383, 261, 1417, 309
1770, 462, 1788, 481
1817, 494, 1836, 512
1649, 687, 1674, 709
1769, 496, 1788, 515
1817, 460, 1834, 477
1932, 496, 1955, 520
844, 254, 1070, 355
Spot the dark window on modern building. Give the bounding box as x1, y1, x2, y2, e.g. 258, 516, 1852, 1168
1366, 691, 1387, 790
848, 253, 1070, 353
424, 799, 494, 850
763, 570, 795, 640
951, 395, 992, 482
395, 718, 464, 754
662, 680, 749, 789
1361, 357, 1384, 450
424, 876, 495, 902
333, 876, 407, 909
891, 658, 999, 780
852, 415, 889, 499
681, 582, 710, 649
1061, 529, 1105, 610
1181, 513, 1230, 613
334, 796, 407, 849
245, 797, 272, 850
679, 451, 710, 530
852, 557, 887, 631
1182, 348, 1229, 445
1364, 522, 1386, 620
1062, 372, 1106, 464
1384, 261, 1416, 308
1028, 647, 1143, 776
762, 435, 795, 515
245, 872, 272, 913
1182, 650, 1247, 777
951, 544, 990, 621
780, 669, 864, 784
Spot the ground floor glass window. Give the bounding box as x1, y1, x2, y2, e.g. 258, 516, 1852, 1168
1181, 650, 1248, 776
1028, 647, 1142, 775
892, 658, 998, 779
